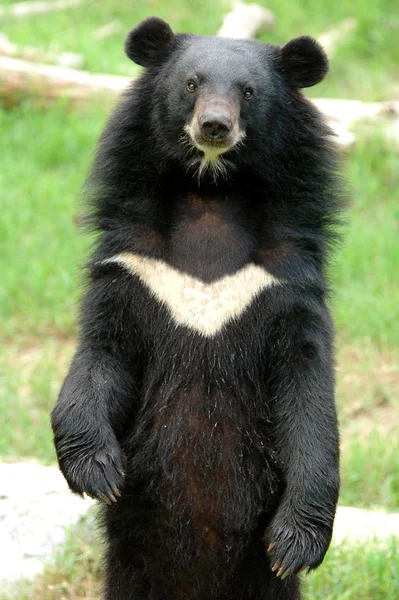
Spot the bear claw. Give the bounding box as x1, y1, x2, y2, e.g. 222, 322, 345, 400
271, 561, 282, 572
100, 494, 112, 505
266, 508, 333, 580
276, 566, 291, 579
59, 438, 126, 504
85, 488, 121, 504
107, 492, 118, 504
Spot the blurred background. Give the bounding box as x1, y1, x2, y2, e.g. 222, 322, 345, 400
0, 0, 398, 598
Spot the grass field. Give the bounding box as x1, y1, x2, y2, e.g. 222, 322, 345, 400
0, 0, 398, 598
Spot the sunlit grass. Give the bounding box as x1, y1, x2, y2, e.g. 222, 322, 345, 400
331, 134, 399, 347
304, 537, 399, 600
0, 0, 398, 597
0, 102, 96, 336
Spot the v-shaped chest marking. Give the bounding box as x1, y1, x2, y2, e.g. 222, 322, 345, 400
102, 252, 281, 336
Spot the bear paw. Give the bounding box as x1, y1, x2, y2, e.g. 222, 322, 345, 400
58, 435, 125, 505
266, 509, 333, 579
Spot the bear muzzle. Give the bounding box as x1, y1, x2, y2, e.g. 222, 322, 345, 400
199, 114, 233, 142
185, 114, 245, 164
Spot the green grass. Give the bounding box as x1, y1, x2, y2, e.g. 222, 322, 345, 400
0, 102, 97, 336
0, 0, 398, 597
332, 135, 399, 347
340, 429, 399, 510
304, 538, 399, 600
0, 337, 75, 461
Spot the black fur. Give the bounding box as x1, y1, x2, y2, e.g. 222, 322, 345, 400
52, 18, 344, 600
125, 17, 175, 67
280, 36, 329, 88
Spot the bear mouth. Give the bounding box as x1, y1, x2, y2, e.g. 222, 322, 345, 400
184, 125, 245, 157
183, 124, 246, 181
193, 139, 232, 158
185, 140, 237, 181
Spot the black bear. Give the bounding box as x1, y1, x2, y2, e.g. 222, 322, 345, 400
51, 17, 344, 600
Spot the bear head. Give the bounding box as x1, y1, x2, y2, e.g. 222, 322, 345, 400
124, 17, 329, 179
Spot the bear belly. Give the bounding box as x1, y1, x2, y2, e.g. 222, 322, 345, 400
123, 383, 281, 597
129, 384, 280, 550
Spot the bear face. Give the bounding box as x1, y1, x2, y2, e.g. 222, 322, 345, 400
124, 18, 328, 179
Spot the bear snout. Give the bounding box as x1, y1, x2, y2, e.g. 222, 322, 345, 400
200, 114, 233, 141
186, 94, 243, 155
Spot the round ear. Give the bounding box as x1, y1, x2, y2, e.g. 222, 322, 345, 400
125, 17, 175, 68
280, 36, 328, 88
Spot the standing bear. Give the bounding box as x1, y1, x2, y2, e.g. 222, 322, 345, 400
52, 17, 344, 600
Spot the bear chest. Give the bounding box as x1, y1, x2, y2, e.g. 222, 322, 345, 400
102, 253, 280, 336
100, 193, 286, 336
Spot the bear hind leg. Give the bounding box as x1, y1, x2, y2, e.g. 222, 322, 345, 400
103, 551, 150, 600
102, 528, 151, 600
230, 557, 301, 600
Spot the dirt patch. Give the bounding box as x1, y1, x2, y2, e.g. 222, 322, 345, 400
336, 342, 399, 437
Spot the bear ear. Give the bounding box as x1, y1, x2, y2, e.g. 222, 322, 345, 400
125, 17, 175, 68
280, 36, 328, 88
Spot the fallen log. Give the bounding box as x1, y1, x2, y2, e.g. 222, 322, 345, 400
318, 18, 357, 55
217, 1, 275, 39
313, 97, 399, 125
0, 33, 83, 68
93, 21, 123, 41
334, 506, 399, 546
0, 55, 128, 105
0, 0, 85, 18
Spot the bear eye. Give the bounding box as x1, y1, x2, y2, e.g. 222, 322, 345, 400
243, 87, 254, 100
187, 80, 197, 92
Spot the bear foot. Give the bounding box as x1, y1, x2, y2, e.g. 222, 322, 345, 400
58, 435, 125, 504
266, 508, 333, 579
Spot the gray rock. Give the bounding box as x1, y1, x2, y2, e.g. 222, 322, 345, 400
0, 462, 93, 588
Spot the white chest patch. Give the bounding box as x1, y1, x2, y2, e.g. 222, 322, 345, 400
102, 252, 281, 336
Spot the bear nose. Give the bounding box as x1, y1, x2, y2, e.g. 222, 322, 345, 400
200, 116, 232, 141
